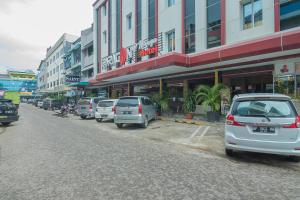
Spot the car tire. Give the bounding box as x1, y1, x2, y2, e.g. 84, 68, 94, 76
96, 118, 102, 123
81, 116, 87, 120
2, 122, 11, 126
116, 123, 123, 128
288, 156, 300, 162
225, 148, 234, 157
142, 116, 148, 128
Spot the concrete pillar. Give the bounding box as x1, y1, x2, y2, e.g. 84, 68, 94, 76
127, 83, 131, 96
214, 70, 219, 85
159, 79, 163, 97
183, 79, 189, 98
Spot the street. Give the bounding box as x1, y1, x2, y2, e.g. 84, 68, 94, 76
0, 104, 299, 200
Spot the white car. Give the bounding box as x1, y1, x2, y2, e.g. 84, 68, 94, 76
95, 99, 118, 122
225, 93, 300, 161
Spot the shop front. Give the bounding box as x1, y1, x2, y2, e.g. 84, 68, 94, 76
274, 61, 300, 97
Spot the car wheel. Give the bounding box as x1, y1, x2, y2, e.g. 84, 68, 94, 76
116, 123, 123, 128
142, 116, 148, 128
225, 148, 234, 157
2, 122, 11, 126
96, 118, 102, 123
81, 116, 87, 120
288, 156, 300, 162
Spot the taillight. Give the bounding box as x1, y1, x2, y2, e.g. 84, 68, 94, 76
283, 116, 300, 129
112, 106, 116, 114
226, 114, 245, 127
138, 104, 142, 114
89, 103, 92, 111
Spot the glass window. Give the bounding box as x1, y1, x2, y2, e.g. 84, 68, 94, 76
116, 0, 121, 51
280, 0, 300, 31
242, 0, 262, 30
103, 31, 107, 43
127, 13, 132, 30
102, 4, 107, 16
136, 0, 143, 62
168, 0, 175, 7
167, 30, 176, 52
148, 0, 156, 39
117, 97, 139, 107
184, 0, 195, 54
233, 100, 296, 118
207, 0, 221, 48
98, 101, 114, 107
87, 45, 93, 56
274, 75, 295, 96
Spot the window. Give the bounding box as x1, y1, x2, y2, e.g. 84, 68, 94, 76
280, 0, 300, 31
50, 70, 52, 76
136, 0, 142, 61
103, 31, 107, 44
102, 4, 107, 16
148, 0, 156, 58
207, 0, 221, 48
53, 68, 55, 74
242, 0, 262, 30
167, 30, 176, 52
56, 66, 59, 73
87, 45, 93, 56
127, 13, 132, 30
60, 63, 64, 70
116, 0, 121, 51
184, 0, 195, 54
168, 0, 175, 7
57, 80, 59, 86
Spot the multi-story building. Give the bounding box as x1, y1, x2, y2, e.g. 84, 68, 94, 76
37, 60, 47, 92
91, 0, 300, 99
41, 33, 78, 94
81, 25, 94, 82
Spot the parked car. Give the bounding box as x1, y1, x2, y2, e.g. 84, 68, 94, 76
42, 99, 63, 110
37, 100, 44, 108
77, 97, 103, 119
225, 93, 300, 161
95, 99, 118, 122
114, 96, 156, 128
0, 99, 19, 126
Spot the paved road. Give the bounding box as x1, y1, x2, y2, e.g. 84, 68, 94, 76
0, 104, 299, 200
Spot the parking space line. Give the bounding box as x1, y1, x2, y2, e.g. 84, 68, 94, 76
189, 126, 203, 139
198, 126, 210, 142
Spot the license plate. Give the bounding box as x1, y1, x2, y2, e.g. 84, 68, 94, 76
5, 110, 13, 114
101, 115, 108, 118
123, 111, 132, 114
253, 127, 275, 134
0, 116, 7, 119
81, 107, 86, 110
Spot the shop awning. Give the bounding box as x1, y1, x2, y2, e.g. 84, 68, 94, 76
69, 82, 89, 87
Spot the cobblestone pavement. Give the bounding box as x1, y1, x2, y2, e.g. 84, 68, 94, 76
0, 104, 299, 200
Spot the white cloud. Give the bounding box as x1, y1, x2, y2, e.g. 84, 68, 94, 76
0, 0, 94, 71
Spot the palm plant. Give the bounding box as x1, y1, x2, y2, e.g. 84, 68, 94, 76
183, 91, 196, 113
194, 84, 226, 112
150, 92, 170, 114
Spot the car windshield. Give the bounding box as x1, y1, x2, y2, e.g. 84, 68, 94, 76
117, 98, 139, 107
98, 101, 114, 107
232, 100, 296, 118
78, 98, 90, 105
0, 100, 13, 107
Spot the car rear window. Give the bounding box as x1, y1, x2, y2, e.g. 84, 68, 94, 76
98, 101, 114, 107
78, 98, 90, 105
0, 100, 13, 107
117, 98, 139, 107
232, 100, 296, 118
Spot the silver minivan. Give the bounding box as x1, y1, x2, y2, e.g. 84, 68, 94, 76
225, 93, 300, 161
77, 97, 103, 119
95, 99, 118, 122
114, 96, 156, 128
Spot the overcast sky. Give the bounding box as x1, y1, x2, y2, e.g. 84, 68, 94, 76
0, 0, 94, 73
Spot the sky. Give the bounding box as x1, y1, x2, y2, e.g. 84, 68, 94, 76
0, 0, 94, 73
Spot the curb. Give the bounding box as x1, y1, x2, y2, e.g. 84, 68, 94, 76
158, 116, 207, 126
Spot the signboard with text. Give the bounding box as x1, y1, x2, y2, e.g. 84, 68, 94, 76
65, 75, 80, 83
102, 33, 163, 71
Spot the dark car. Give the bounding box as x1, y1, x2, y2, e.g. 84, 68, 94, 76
43, 99, 63, 110
0, 99, 19, 126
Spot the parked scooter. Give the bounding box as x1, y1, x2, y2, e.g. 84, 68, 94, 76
58, 104, 69, 117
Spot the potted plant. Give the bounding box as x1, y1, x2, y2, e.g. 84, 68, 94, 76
150, 93, 169, 116
183, 91, 196, 120
194, 84, 226, 122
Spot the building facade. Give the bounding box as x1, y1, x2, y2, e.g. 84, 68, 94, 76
81, 25, 95, 82
90, 0, 300, 101
38, 33, 78, 94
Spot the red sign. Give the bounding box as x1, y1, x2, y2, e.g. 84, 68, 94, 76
119, 48, 127, 65
139, 45, 158, 57
280, 65, 289, 73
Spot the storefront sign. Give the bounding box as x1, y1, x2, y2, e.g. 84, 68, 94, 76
102, 33, 163, 70
275, 62, 295, 75
65, 75, 80, 83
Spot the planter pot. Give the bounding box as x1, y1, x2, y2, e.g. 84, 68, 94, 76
156, 111, 161, 116
207, 111, 220, 122
185, 113, 193, 120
